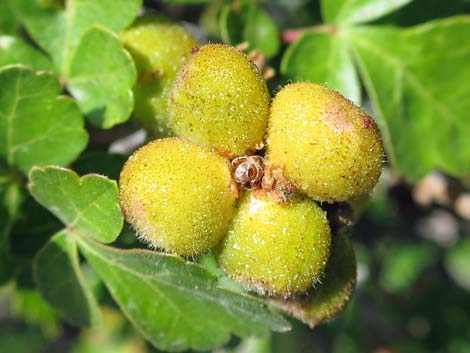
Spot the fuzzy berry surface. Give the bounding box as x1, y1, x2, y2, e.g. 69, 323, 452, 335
168, 44, 270, 156
119, 138, 236, 256
267, 82, 383, 202
217, 192, 331, 297
121, 14, 199, 136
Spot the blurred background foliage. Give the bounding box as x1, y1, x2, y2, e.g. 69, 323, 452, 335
0, 0, 469, 352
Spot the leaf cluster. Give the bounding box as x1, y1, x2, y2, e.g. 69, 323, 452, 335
0, 0, 469, 352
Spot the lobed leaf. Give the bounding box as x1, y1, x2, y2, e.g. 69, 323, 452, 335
34, 230, 101, 327
321, 0, 414, 25
28, 166, 123, 244
78, 236, 290, 352
348, 17, 470, 179
12, 0, 142, 78
0, 35, 53, 71
0, 0, 19, 34
281, 30, 361, 104
0, 65, 87, 174
220, 4, 280, 59
68, 26, 136, 128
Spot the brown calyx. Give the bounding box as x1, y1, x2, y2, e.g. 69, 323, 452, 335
260, 161, 296, 203
231, 156, 296, 203
231, 156, 265, 190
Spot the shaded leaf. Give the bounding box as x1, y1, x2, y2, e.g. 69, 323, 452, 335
28, 166, 123, 243
444, 237, 470, 292
220, 4, 280, 58
34, 230, 101, 326
281, 30, 361, 104
12, 0, 141, 78
348, 17, 470, 179
379, 241, 436, 292
231, 337, 271, 353
68, 26, 136, 128
11, 289, 60, 337
272, 233, 357, 327
0, 35, 53, 72
0, 194, 15, 285
0, 318, 48, 353
78, 236, 290, 352
380, 0, 469, 27
321, 0, 414, 25
71, 307, 149, 353
10, 196, 62, 258
0, 65, 88, 174
0, 0, 19, 34
199, 1, 225, 38
2, 180, 24, 221
73, 151, 126, 181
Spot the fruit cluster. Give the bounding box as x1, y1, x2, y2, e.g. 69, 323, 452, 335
119, 16, 383, 309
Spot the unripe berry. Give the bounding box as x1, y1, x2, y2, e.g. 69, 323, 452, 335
168, 44, 270, 156
119, 138, 236, 256
273, 233, 356, 327
121, 14, 199, 136
267, 82, 383, 202
217, 193, 331, 297
307, 233, 357, 324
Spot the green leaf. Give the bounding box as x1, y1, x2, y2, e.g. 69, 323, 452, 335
348, 17, 470, 180
12, 0, 142, 78
78, 236, 290, 352
0, 0, 19, 34
444, 237, 470, 292
220, 4, 280, 58
281, 30, 361, 104
28, 166, 123, 243
0, 163, 15, 285
34, 230, 101, 327
0, 206, 15, 286
10, 196, 62, 258
11, 289, 60, 337
321, 0, 414, 25
379, 241, 436, 293
379, 0, 469, 27
0, 35, 53, 72
68, 26, 136, 128
0, 65, 88, 174
0, 181, 24, 285
199, 1, 225, 38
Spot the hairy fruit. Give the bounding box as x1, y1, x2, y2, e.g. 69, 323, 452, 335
217, 193, 331, 296
274, 233, 357, 327
119, 138, 236, 256
267, 82, 384, 202
121, 14, 198, 136
168, 44, 270, 156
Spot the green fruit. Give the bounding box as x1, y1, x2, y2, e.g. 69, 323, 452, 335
217, 193, 331, 296
267, 82, 384, 202
121, 14, 199, 136
168, 44, 270, 156
119, 138, 236, 256
274, 233, 357, 327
